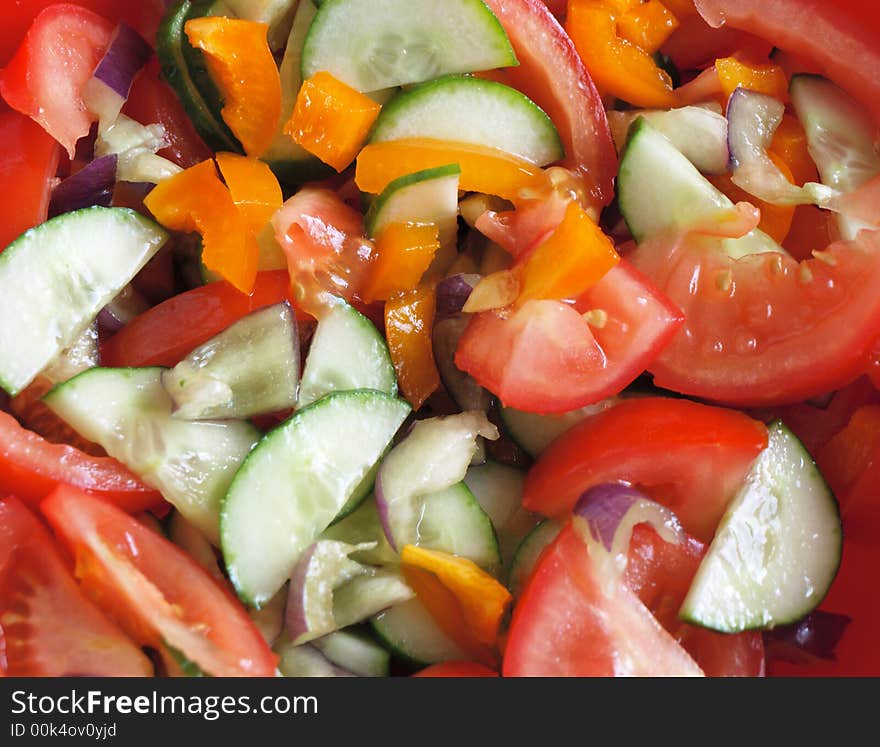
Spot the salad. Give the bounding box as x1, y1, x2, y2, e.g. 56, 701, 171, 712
0, 0, 877, 678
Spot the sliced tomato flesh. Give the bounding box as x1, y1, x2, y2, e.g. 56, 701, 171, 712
0, 497, 152, 676
0, 411, 162, 513
522, 397, 768, 542
41, 486, 277, 677
455, 260, 684, 415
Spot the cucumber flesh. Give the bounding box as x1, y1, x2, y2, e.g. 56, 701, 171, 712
417, 482, 501, 572
320, 497, 399, 566
275, 638, 354, 676
507, 520, 562, 598
223, 0, 297, 48
371, 598, 467, 666
464, 460, 538, 568
790, 74, 880, 241
0, 207, 167, 396
680, 422, 843, 633
370, 76, 563, 166
297, 300, 397, 409
313, 628, 391, 677
221, 390, 410, 607
618, 118, 783, 259
301, 0, 518, 93
499, 398, 620, 458
162, 302, 299, 420
167, 510, 226, 583
44, 367, 260, 544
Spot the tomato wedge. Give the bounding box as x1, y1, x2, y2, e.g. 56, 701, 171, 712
412, 662, 500, 677
0, 497, 152, 676
0, 411, 162, 513
455, 260, 683, 414
0, 108, 60, 251
503, 524, 702, 676
1, 5, 114, 157
481, 0, 617, 207
522, 398, 768, 541
101, 271, 301, 368
41, 486, 277, 677
694, 0, 880, 124
504, 522, 764, 677
632, 229, 880, 407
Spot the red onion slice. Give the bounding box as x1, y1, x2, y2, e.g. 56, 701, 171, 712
436, 274, 481, 318
97, 284, 150, 334
83, 24, 152, 125
433, 315, 493, 412
573, 483, 685, 576
764, 611, 852, 665
49, 155, 118, 218
727, 87, 838, 208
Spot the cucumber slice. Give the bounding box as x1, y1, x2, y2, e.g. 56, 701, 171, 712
618, 118, 782, 259
0, 207, 167, 396
301, 0, 517, 93
221, 390, 410, 607
464, 460, 538, 568
44, 367, 260, 544
262, 0, 336, 185
499, 399, 619, 458
162, 303, 300, 420
417, 483, 501, 572
223, 0, 297, 47
790, 74, 880, 241
370, 76, 563, 166
157, 1, 241, 152
371, 598, 467, 666
167, 510, 226, 582
508, 520, 562, 598
274, 638, 353, 676
364, 165, 461, 246
297, 301, 397, 409
680, 422, 843, 633
320, 497, 398, 566
313, 628, 391, 677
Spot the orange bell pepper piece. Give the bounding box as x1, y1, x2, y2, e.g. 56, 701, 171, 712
361, 223, 439, 303
144, 160, 258, 294
617, 0, 679, 55
769, 114, 819, 187
517, 201, 620, 304
566, 0, 677, 108
356, 139, 546, 203
215, 152, 283, 236
184, 18, 281, 158
285, 71, 382, 173
384, 284, 440, 409
715, 57, 788, 103
401, 545, 512, 650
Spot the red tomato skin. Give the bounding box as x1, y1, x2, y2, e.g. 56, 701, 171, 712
0, 497, 153, 676
41, 486, 277, 677
101, 271, 304, 368
0, 108, 60, 251
455, 260, 684, 415
123, 64, 213, 169
0, 0, 164, 66
413, 662, 500, 677
0, 411, 163, 513
481, 0, 617, 207
522, 397, 769, 542
695, 0, 880, 125
0, 5, 114, 157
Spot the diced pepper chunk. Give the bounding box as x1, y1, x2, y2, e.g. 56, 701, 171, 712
384, 284, 440, 409
362, 222, 439, 303
617, 0, 680, 54
715, 56, 788, 102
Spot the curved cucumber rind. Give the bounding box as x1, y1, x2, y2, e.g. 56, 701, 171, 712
370, 598, 468, 666
364, 164, 461, 245
370, 75, 563, 166
157, 0, 241, 152
221, 390, 410, 608
618, 118, 782, 259
313, 628, 391, 677
0, 207, 168, 396
297, 300, 397, 409
790, 74, 880, 241
507, 520, 562, 598
680, 421, 843, 633
44, 367, 260, 544
301, 0, 518, 93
